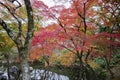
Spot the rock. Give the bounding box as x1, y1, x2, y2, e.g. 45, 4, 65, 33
29, 67, 33, 72
0, 72, 7, 80
10, 66, 19, 75
30, 69, 69, 80
1, 68, 69, 80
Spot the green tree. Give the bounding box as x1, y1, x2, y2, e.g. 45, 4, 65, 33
0, 0, 34, 80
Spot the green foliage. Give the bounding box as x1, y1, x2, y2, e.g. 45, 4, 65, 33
113, 54, 120, 61
61, 50, 69, 54
0, 33, 14, 51
53, 59, 61, 65
0, 32, 17, 61
95, 68, 106, 80
93, 54, 120, 67
0, 53, 4, 60
110, 54, 120, 66
93, 57, 107, 80
94, 57, 106, 68
34, 26, 40, 31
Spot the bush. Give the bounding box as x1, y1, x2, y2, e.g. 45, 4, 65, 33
94, 57, 106, 68
95, 68, 106, 80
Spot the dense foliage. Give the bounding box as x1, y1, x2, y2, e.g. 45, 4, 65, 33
0, 0, 120, 80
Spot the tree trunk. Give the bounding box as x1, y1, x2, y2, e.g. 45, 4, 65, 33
0, 0, 34, 79
21, 59, 31, 80
18, 46, 31, 80
104, 56, 114, 78
5, 54, 11, 80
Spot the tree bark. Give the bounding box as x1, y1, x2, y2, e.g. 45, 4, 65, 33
0, 0, 34, 80
16, 44, 31, 80
20, 58, 31, 80
5, 53, 11, 80
20, 0, 34, 79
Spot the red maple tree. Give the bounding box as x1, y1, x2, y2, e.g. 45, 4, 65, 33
31, 0, 120, 79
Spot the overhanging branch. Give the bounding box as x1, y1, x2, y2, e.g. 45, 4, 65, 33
0, 1, 22, 42
0, 18, 15, 42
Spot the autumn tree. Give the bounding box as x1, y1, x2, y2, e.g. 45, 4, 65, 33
32, 0, 100, 80
32, 0, 120, 79
91, 0, 120, 78
0, 0, 34, 80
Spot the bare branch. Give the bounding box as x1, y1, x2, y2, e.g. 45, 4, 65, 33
0, 18, 15, 42
0, 1, 22, 42
59, 43, 76, 54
